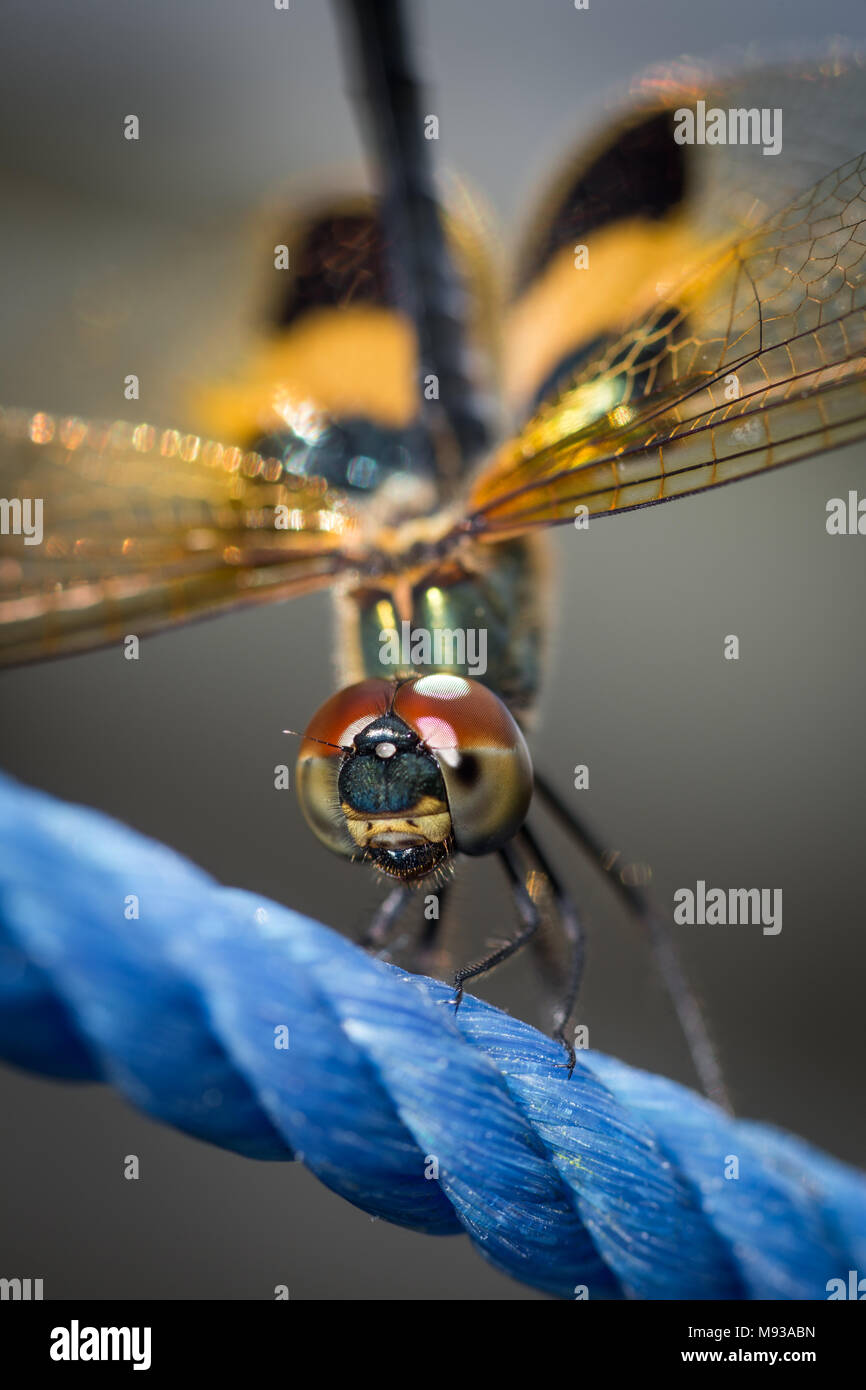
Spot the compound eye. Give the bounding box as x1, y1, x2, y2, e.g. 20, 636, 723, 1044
295, 679, 394, 857
299, 679, 395, 755
393, 674, 533, 855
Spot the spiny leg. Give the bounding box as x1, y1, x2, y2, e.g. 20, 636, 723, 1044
533, 771, 732, 1113
452, 842, 542, 1013
518, 821, 585, 1073
415, 877, 452, 974
360, 882, 412, 953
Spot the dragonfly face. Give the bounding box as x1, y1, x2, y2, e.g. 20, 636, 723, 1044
296, 674, 533, 880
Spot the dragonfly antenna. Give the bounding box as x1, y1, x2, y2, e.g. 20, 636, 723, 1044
283, 729, 350, 753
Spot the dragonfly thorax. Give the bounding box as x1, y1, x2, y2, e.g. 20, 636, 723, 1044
335, 535, 549, 726
253, 418, 436, 500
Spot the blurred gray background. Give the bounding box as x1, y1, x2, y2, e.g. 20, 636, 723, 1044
0, 0, 864, 1300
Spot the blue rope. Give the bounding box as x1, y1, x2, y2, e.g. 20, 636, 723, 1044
0, 772, 863, 1300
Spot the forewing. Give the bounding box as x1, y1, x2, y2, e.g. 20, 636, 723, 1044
504, 54, 866, 422
0, 409, 360, 666
464, 149, 866, 537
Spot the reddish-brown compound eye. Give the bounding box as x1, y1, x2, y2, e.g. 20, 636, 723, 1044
393, 674, 533, 856
299, 679, 395, 759
296, 680, 396, 859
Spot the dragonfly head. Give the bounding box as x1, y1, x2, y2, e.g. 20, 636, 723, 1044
295, 675, 533, 881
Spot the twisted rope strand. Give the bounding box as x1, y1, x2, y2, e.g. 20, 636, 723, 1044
0, 773, 862, 1299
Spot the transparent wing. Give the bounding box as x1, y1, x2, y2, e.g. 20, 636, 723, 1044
0, 409, 360, 667
504, 53, 866, 421
463, 150, 866, 537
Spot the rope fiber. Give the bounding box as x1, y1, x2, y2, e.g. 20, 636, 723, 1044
0, 772, 863, 1300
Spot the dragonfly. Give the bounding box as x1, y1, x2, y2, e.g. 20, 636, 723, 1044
1, 2, 865, 1110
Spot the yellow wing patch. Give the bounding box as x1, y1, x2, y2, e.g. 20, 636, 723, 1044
464, 152, 866, 537
193, 306, 419, 444
504, 215, 711, 415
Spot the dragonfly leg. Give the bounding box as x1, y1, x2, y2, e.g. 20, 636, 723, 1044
360, 883, 412, 953
517, 821, 586, 1075
361, 874, 454, 966
452, 842, 541, 1015
533, 771, 732, 1113
413, 877, 452, 975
